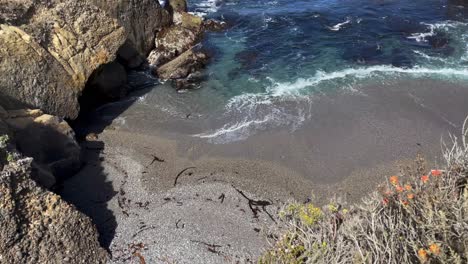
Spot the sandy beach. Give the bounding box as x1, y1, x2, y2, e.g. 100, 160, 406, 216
60, 78, 468, 263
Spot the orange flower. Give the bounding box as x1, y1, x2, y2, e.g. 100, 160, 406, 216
401, 200, 409, 206
382, 198, 389, 205
407, 193, 415, 200
390, 176, 399, 186
404, 184, 412, 191
421, 175, 429, 183
431, 169, 442, 177
396, 185, 404, 193
418, 249, 428, 262
429, 244, 441, 255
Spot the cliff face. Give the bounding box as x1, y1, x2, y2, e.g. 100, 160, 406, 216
0, 0, 126, 119
88, 0, 172, 56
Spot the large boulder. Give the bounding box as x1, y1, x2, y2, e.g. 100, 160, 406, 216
157, 48, 208, 80
0, 0, 126, 119
3, 109, 81, 188
148, 12, 204, 67
0, 157, 108, 263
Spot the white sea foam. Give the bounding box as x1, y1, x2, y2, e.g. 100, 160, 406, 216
328, 18, 351, 31
191, 0, 220, 17
408, 21, 466, 42
194, 65, 468, 143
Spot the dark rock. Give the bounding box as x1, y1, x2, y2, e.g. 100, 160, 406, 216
156, 48, 208, 80
427, 35, 449, 49
87, 62, 128, 100
204, 19, 228, 32
117, 41, 145, 69
342, 43, 383, 65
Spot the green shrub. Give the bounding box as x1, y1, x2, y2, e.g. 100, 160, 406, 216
260, 119, 468, 264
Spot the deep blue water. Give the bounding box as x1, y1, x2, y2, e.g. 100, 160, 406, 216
133, 0, 468, 143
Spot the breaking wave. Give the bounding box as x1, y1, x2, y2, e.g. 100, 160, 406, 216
194, 65, 468, 143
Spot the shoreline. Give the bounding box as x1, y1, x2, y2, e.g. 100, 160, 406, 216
59, 77, 468, 262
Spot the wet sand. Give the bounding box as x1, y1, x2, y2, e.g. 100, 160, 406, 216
61, 78, 468, 263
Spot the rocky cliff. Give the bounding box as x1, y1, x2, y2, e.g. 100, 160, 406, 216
0, 156, 108, 263
0, 0, 127, 119
0, 1, 226, 261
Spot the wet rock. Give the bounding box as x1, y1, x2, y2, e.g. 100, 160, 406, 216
204, 19, 228, 32
342, 43, 383, 65
235, 50, 259, 67
427, 35, 449, 49
157, 48, 208, 80
175, 72, 207, 90
0, 1, 126, 119
0, 158, 108, 263
148, 24, 204, 67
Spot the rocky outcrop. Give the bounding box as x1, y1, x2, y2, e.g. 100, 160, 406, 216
147, 0, 227, 89
0, 0, 126, 119
88, 0, 172, 57
157, 48, 208, 80
1, 107, 80, 188
0, 157, 108, 263
147, 18, 204, 67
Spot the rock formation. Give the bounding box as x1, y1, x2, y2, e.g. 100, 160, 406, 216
88, 0, 172, 61
0, 157, 108, 263
0, 1, 226, 261
0, 0, 126, 119
147, 1, 227, 90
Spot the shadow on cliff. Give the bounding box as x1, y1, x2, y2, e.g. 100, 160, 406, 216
60, 67, 158, 250
57, 139, 119, 250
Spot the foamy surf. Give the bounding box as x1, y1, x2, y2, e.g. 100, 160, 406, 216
193, 65, 468, 143
191, 0, 221, 17
328, 18, 351, 31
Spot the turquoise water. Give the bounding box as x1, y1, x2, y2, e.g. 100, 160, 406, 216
131, 0, 468, 143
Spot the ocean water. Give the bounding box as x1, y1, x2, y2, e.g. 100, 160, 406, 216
127, 0, 468, 143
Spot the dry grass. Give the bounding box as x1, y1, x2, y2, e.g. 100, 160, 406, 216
260, 119, 468, 264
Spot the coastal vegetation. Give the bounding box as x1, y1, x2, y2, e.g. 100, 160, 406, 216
260, 120, 468, 263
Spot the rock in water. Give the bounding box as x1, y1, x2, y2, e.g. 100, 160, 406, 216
0, 1, 126, 119
148, 11, 205, 67
157, 48, 208, 80
0, 158, 108, 263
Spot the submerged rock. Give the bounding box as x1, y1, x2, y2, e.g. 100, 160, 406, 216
0, 158, 108, 263
203, 19, 228, 32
